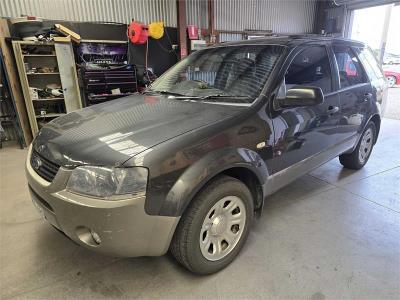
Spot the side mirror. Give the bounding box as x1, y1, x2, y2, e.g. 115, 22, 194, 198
278, 86, 324, 108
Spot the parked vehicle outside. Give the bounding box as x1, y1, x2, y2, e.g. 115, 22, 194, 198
26, 36, 387, 275
383, 65, 400, 88
383, 53, 400, 65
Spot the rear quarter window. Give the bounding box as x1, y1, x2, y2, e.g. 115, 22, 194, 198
355, 47, 384, 81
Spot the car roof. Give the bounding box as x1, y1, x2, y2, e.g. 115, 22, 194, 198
213, 35, 366, 49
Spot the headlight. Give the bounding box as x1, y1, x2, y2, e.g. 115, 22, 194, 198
66, 166, 148, 200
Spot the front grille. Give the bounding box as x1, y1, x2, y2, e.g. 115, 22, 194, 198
30, 150, 60, 182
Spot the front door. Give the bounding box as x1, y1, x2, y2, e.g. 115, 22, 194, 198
269, 45, 341, 174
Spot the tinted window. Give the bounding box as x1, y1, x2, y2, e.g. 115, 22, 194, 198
355, 47, 384, 81
333, 46, 368, 88
285, 46, 332, 94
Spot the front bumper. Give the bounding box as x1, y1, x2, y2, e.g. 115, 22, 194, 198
25, 146, 180, 257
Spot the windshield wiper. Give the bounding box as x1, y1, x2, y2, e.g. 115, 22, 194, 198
143, 89, 252, 103
143, 89, 190, 97
199, 95, 252, 103
144, 89, 203, 100
165, 94, 251, 102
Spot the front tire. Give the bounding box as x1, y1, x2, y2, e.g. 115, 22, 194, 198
339, 122, 376, 170
170, 175, 253, 275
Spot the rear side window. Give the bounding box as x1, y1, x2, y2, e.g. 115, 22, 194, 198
285, 46, 332, 94
355, 47, 384, 81
333, 46, 368, 88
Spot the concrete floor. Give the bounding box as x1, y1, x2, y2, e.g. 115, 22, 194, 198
1, 121, 400, 298
385, 87, 400, 120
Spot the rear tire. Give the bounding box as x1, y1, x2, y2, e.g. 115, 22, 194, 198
339, 122, 376, 170
170, 175, 253, 275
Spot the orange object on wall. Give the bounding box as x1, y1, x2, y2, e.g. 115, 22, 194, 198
127, 21, 149, 44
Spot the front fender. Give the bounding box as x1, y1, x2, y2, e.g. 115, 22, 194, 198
158, 147, 269, 217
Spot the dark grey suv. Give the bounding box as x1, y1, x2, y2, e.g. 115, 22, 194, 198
26, 36, 387, 274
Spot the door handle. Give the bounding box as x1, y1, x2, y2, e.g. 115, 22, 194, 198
362, 92, 373, 102
364, 92, 373, 98
327, 106, 339, 114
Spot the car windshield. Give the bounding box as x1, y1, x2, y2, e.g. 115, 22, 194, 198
149, 45, 285, 103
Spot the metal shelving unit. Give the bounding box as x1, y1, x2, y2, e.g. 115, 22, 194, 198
0, 47, 24, 148
23, 54, 57, 57
12, 40, 82, 136
27, 72, 60, 75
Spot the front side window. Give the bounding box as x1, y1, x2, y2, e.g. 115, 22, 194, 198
150, 45, 284, 103
285, 46, 332, 94
333, 46, 368, 88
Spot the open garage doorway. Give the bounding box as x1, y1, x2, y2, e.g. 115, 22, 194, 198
349, 3, 400, 120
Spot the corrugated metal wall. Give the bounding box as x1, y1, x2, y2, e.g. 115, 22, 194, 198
0, 0, 177, 26
219, 32, 243, 42
186, 0, 208, 28
1, 0, 317, 34
214, 0, 316, 33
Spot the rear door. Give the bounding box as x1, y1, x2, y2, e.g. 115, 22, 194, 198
355, 47, 388, 115
332, 45, 372, 143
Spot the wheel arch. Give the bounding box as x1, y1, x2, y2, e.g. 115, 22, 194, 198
220, 167, 264, 212
162, 147, 269, 217
352, 114, 381, 151
369, 114, 381, 144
